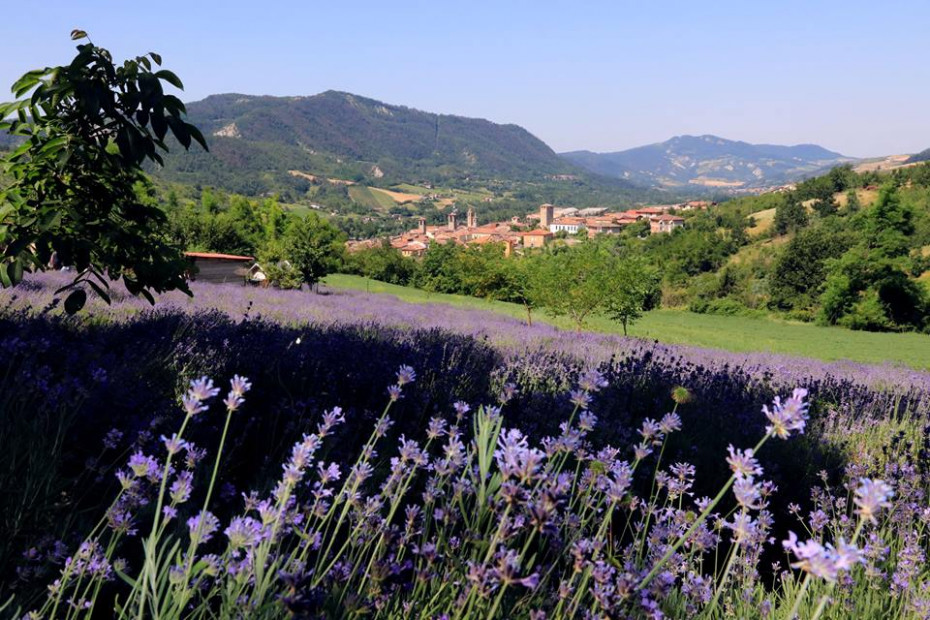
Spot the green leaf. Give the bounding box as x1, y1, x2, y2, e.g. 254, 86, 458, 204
166, 115, 191, 149
11, 70, 44, 98
38, 135, 67, 156
151, 106, 167, 141
187, 123, 208, 151
9, 259, 23, 283
64, 288, 87, 314
70, 29, 88, 41
149, 52, 162, 66
154, 69, 183, 90
86, 278, 111, 304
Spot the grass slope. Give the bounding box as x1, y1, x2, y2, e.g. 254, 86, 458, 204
324, 274, 930, 369
347, 186, 397, 211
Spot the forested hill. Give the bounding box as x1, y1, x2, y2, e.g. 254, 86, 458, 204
561, 134, 854, 190
155, 91, 595, 194
908, 148, 930, 164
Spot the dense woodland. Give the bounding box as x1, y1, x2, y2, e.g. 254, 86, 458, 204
151, 91, 677, 210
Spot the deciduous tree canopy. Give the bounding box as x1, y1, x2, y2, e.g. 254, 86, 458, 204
0, 31, 206, 311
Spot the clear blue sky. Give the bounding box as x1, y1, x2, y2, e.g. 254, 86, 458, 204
2, 0, 927, 157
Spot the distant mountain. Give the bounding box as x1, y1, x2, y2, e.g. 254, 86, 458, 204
907, 148, 930, 164
561, 135, 855, 190
157, 91, 591, 195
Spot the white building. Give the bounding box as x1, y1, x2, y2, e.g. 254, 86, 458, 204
549, 217, 586, 234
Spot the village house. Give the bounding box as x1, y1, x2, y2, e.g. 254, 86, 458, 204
585, 218, 625, 235
549, 216, 587, 235
649, 214, 686, 234
391, 238, 428, 257
185, 252, 255, 284
634, 206, 673, 217
521, 229, 553, 248
680, 200, 714, 210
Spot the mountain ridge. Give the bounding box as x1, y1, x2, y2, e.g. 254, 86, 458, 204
155, 90, 594, 195
561, 134, 855, 190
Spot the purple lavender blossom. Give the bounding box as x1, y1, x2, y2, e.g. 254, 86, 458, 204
169, 470, 194, 504
499, 382, 519, 405
225, 516, 264, 549
188, 377, 220, 402
854, 478, 894, 523
127, 452, 160, 481
569, 389, 592, 410
733, 476, 764, 510
763, 388, 809, 439
494, 429, 546, 483
783, 531, 864, 583
229, 374, 252, 398
577, 368, 608, 393
658, 412, 682, 434
187, 511, 220, 546
396, 365, 416, 386
726, 445, 763, 478
162, 433, 188, 456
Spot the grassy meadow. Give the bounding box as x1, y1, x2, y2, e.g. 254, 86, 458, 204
324, 273, 930, 370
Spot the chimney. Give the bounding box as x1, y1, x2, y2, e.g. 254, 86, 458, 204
447, 211, 457, 231
467, 207, 477, 228
417, 217, 427, 235
540, 204, 554, 229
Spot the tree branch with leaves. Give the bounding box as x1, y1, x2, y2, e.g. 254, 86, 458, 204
0, 30, 207, 312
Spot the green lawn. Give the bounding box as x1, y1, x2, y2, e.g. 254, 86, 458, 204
323, 274, 930, 370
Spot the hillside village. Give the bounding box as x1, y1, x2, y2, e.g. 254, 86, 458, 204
349, 200, 711, 257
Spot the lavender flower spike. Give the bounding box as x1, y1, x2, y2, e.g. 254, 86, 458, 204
229, 375, 252, 398
396, 364, 416, 386
763, 388, 809, 439
188, 376, 221, 402
854, 478, 894, 523
726, 445, 763, 478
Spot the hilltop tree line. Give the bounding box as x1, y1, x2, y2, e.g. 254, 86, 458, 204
681, 164, 930, 332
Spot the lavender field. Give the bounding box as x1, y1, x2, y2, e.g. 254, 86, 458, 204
2, 274, 930, 618
7, 272, 930, 394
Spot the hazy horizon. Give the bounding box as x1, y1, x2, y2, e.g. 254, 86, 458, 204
3, 0, 928, 158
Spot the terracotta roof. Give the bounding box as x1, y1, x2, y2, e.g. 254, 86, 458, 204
470, 235, 507, 245
185, 252, 255, 261
653, 215, 685, 221
522, 230, 553, 236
